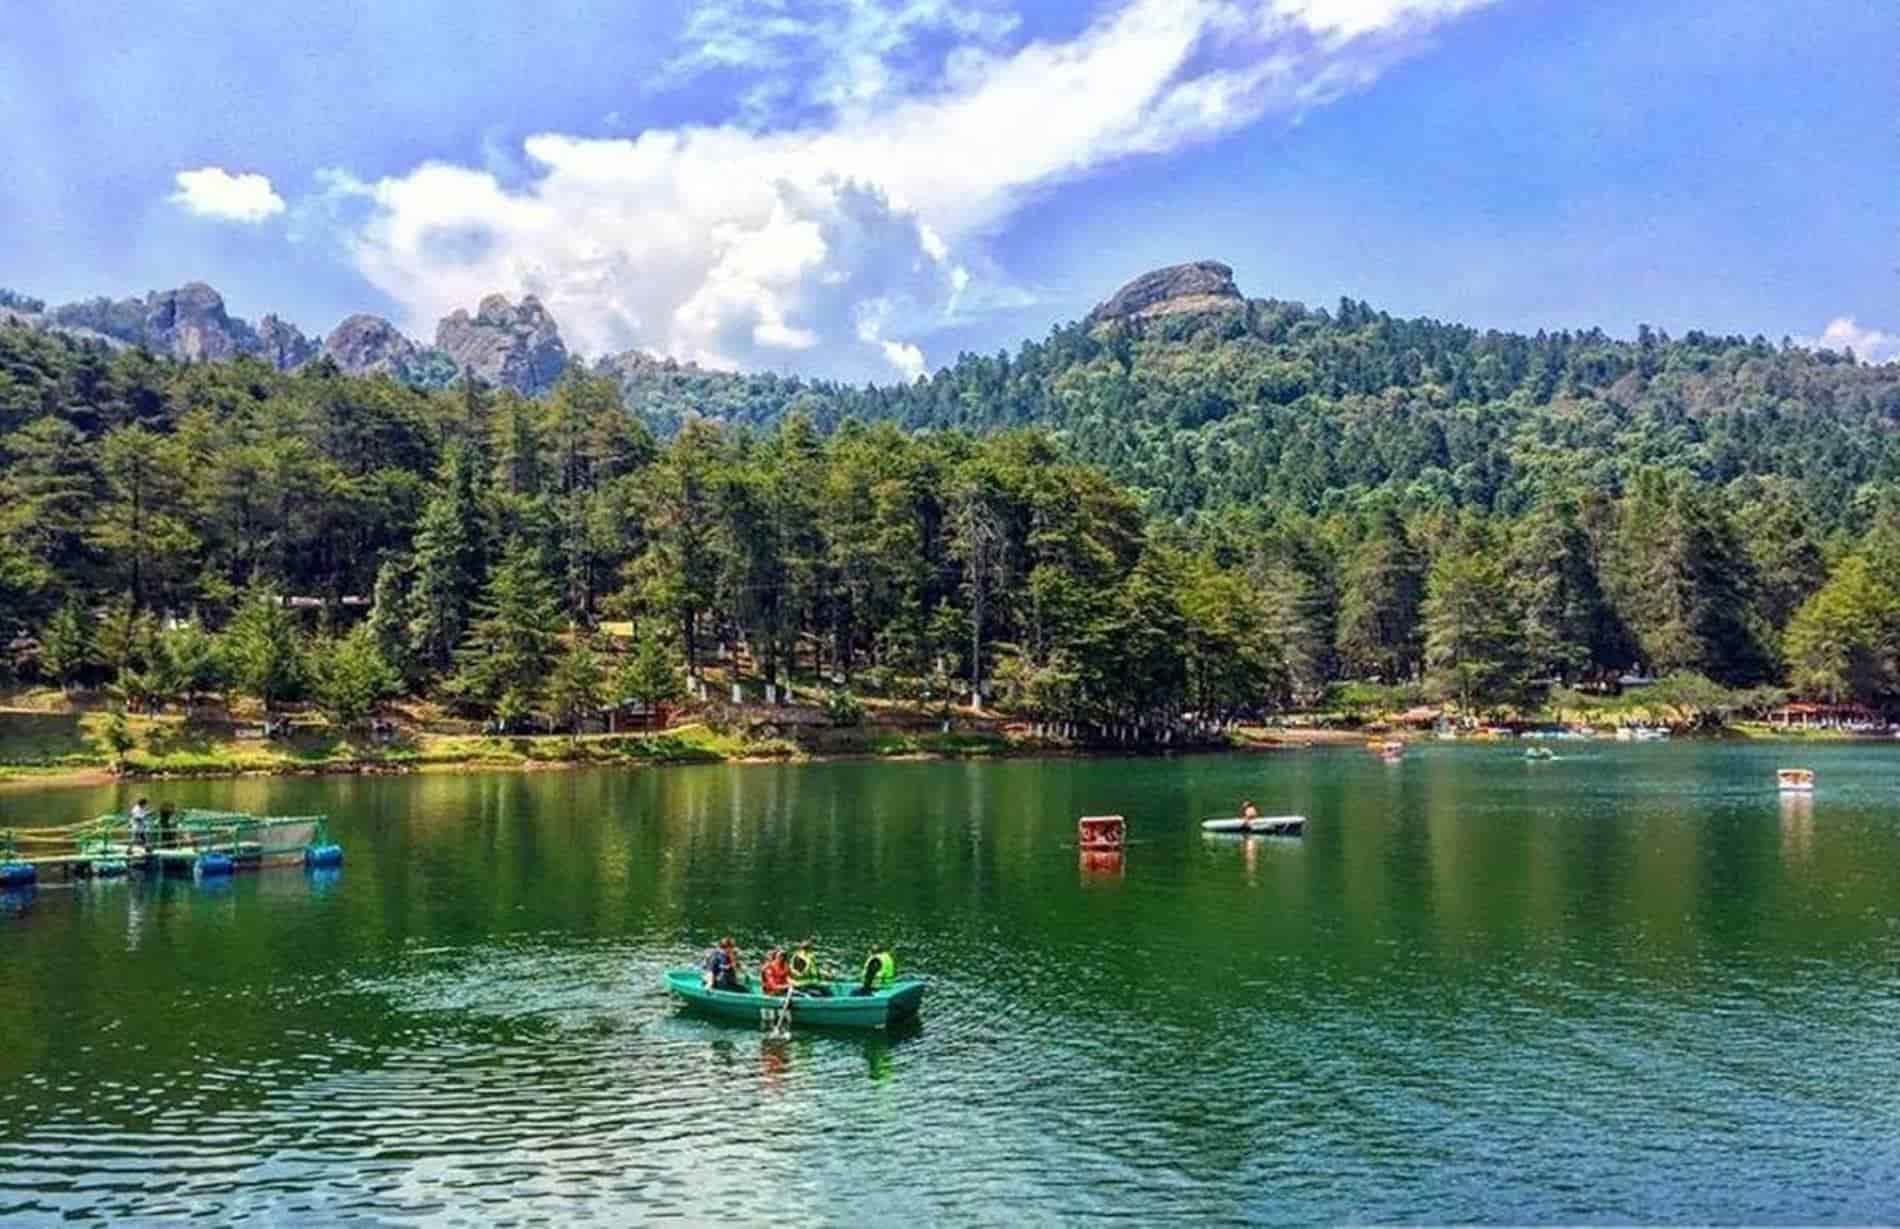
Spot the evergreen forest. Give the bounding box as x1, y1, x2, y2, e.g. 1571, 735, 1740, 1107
7, 288, 1900, 734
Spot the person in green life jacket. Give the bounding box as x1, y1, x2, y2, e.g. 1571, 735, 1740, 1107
788, 937, 831, 996
852, 946, 896, 997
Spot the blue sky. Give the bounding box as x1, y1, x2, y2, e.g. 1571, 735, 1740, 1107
2, 0, 1893, 379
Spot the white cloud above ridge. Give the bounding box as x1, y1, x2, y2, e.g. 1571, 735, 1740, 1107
320, 0, 1498, 380
170, 166, 286, 223
1803, 316, 1900, 366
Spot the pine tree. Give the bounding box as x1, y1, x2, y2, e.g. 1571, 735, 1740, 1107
408, 444, 488, 673
949, 469, 1008, 707
1611, 472, 1763, 683
627, 420, 724, 675
546, 637, 607, 734
88, 425, 198, 610
1423, 545, 1520, 712
1509, 499, 1613, 684
615, 623, 685, 718
365, 558, 415, 686
1256, 540, 1334, 705
1336, 504, 1423, 681
308, 625, 398, 727
448, 536, 562, 720
39, 600, 93, 693
223, 591, 302, 716
157, 621, 223, 716
1783, 555, 1900, 704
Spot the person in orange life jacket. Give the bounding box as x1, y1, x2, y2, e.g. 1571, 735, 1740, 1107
760, 949, 792, 996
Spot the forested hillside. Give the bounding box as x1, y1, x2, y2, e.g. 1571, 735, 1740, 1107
6, 259, 1900, 732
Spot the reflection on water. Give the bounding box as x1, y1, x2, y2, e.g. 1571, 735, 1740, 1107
2, 745, 1899, 1223
1779, 792, 1814, 862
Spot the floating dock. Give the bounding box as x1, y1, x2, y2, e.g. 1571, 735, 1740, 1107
1, 810, 339, 887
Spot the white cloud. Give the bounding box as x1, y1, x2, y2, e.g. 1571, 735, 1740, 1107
1265, 0, 1495, 43
169, 166, 286, 223
666, 0, 1023, 113
325, 0, 1496, 379
1803, 317, 1900, 365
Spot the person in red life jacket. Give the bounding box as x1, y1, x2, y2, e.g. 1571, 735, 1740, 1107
760, 949, 792, 996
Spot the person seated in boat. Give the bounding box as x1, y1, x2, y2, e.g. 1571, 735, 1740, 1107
760, 949, 792, 997
1241, 800, 1259, 823
851, 945, 896, 997
704, 937, 743, 991
788, 938, 831, 996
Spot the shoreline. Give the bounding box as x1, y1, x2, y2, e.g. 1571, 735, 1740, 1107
0, 714, 1885, 795
0, 729, 1311, 794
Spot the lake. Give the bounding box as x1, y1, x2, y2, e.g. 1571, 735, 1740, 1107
3, 743, 1898, 1224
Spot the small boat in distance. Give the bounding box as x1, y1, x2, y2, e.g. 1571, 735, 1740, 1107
1524, 746, 1555, 761
1078, 815, 1126, 851
663, 970, 926, 1030
1201, 815, 1306, 836
1368, 738, 1405, 759
1776, 768, 1815, 793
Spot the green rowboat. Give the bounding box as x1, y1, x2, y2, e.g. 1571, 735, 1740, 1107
663, 969, 926, 1030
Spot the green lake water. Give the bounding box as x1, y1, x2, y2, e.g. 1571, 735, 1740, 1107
2, 743, 1898, 1224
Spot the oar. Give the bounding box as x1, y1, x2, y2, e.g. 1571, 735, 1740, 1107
770, 986, 795, 1038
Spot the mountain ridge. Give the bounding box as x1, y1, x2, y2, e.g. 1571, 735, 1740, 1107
7, 260, 1890, 401
5, 264, 1896, 505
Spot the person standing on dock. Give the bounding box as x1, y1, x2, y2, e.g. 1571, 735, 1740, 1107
129, 798, 151, 849
157, 803, 178, 850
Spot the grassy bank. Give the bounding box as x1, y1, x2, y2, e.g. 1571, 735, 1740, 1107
0, 706, 1171, 789
0, 710, 784, 786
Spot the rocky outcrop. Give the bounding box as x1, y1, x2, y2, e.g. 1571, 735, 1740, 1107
1085, 260, 1244, 327
1, 300, 125, 349
15, 281, 571, 393
146, 282, 258, 360
323, 314, 419, 378
256, 314, 317, 371
47, 282, 260, 360
435, 294, 567, 395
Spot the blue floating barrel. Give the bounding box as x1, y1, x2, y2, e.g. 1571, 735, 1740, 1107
194, 853, 235, 878
0, 863, 36, 888
303, 843, 344, 869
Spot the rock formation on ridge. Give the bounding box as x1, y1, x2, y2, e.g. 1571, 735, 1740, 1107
1085, 260, 1245, 328
256, 314, 318, 371
434, 294, 568, 395
323, 314, 420, 379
